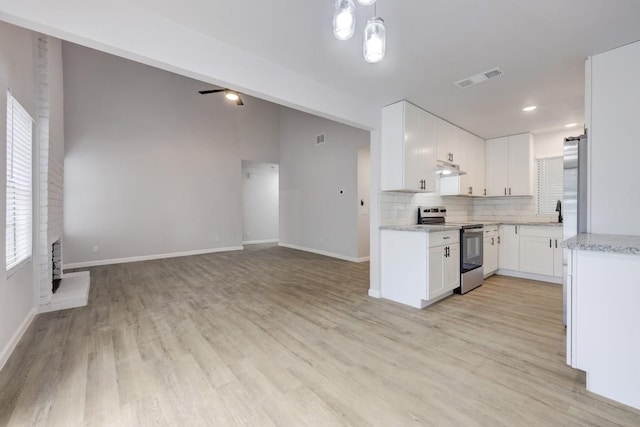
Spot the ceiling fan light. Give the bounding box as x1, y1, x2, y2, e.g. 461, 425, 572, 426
333, 0, 356, 40
357, 0, 376, 5
363, 17, 386, 63
225, 91, 240, 101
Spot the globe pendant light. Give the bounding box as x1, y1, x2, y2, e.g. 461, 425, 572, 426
333, 0, 356, 40
357, 0, 376, 5
363, 17, 386, 63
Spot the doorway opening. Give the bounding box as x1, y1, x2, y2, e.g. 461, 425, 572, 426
241, 160, 279, 246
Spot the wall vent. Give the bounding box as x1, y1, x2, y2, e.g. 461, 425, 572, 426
454, 67, 503, 89
316, 133, 326, 145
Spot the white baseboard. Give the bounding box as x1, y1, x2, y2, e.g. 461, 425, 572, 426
38, 272, 90, 314
0, 307, 36, 373
278, 243, 369, 263
496, 269, 562, 284
243, 239, 278, 245
368, 289, 381, 298
63, 246, 244, 269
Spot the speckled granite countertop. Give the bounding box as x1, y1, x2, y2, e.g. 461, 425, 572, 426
380, 221, 561, 232
563, 233, 640, 255
380, 225, 462, 233
498, 222, 562, 227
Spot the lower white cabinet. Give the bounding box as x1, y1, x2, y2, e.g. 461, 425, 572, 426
519, 226, 563, 278
483, 225, 499, 277
499, 225, 520, 271
520, 235, 555, 276
381, 229, 460, 308
553, 238, 563, 278
428, 243, 460, 298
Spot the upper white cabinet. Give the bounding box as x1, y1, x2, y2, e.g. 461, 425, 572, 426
485, 133, 534, 197
381, 101, 437, 192
439, 123, 486, 197
436, 120, 462, 164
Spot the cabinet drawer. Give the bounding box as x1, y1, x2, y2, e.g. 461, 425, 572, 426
483, 225, 499, 237
520, 226, 562, 237
428, 230, 460, 247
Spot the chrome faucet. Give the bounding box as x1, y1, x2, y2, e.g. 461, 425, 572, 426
556, 200, 563, 223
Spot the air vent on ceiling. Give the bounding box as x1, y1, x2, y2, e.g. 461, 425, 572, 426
454, 67, 503, 89
316, 133, 326, 145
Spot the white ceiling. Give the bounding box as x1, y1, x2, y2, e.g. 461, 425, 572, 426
123, 0, 640, 139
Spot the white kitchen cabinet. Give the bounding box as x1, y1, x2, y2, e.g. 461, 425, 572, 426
429, 243, 460, 297
520, 236, 555, 276
553, 237, 563, 278
485, 133, 534, 197
381, 229, 459, 308
498, 225, 520, 271
381, 101, 437, 192
436, 119, 462, 164
439, 130, 486, 197
483, 225, 499, 277
519, 226, 563, 277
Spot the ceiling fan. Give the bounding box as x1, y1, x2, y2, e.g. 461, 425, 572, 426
198, 88, 244, 106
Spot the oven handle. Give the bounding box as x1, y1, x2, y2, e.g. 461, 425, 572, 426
463, 228, 484, 234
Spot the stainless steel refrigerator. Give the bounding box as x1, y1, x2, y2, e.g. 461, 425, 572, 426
563, 135, 588, 325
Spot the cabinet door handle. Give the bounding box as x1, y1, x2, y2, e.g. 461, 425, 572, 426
549, 239, 552, 248
515, 226, 518, 234
484, 189, 486, 196
468, 186, 473, 195
497, 236, 501, 244
491, 237, 494, 245
555, 239, 558, 248
443, 236, 450, 239
509, 187, 512, 195
504, 188, 507, 196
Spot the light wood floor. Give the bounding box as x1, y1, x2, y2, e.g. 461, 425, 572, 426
1, 244, 639, 426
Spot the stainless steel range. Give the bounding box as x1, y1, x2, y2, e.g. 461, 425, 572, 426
418, 206, 484, 294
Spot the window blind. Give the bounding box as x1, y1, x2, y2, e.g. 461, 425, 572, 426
6, 91, 33, 274
537, 156, 563, 215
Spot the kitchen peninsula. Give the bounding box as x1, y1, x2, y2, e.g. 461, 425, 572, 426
564, 233, 640, 410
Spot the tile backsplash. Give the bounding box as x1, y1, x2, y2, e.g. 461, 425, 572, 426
473, 196, 557, 223
380, 192, 474, 226
380, 192, 558, 226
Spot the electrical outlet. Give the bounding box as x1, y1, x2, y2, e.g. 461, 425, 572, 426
92, 246, 99, 253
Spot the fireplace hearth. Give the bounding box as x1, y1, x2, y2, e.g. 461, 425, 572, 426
52, 240, 62, 293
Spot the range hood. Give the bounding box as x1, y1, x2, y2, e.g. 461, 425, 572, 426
436, 160, 467, 176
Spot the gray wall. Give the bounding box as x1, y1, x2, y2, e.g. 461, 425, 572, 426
62, 42, 280, 265
279, 108, 370, 259
357, 147, 371, 258
0, 22, 37, 369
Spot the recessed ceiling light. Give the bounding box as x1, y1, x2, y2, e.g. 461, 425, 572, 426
225, 91, 240, 101
564, 123, 578, 128
522, 105, 537, 112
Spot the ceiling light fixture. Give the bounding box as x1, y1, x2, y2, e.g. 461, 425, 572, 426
198, 88, 244, 106
224, 91, 239, 101
522, 105, 537, 112
333, 0, 356, 40
564, 123, 578, 128
364, 17, 386, 63
333, 0, 386, 63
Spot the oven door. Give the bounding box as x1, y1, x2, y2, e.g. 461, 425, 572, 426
461, 228, 483, 272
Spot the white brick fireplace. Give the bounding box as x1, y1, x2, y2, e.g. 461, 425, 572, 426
35, 34, 89, 313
